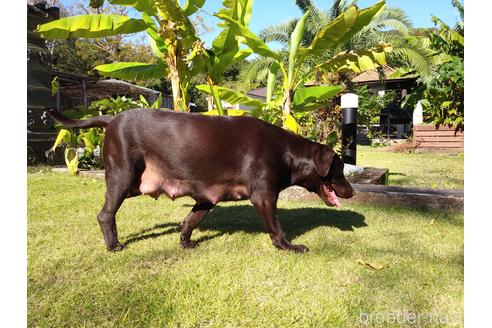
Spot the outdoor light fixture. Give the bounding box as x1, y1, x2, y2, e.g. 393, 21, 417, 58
93, 146, 101, 162
76, 147, 85, 159
341, 93, 358, 165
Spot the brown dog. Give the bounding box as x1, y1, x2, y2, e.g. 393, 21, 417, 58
51, 109, 355, 252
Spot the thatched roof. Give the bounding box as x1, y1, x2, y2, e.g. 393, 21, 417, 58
351, 65, 398, 83
304, 65, 416, 86
53, 70, 160, 102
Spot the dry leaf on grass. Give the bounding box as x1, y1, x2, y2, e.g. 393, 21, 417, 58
357, 259, 385, 270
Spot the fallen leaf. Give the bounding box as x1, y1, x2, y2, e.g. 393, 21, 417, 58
357, 259, 385, 270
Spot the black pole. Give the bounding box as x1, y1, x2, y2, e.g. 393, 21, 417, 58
342, 107, 357, 165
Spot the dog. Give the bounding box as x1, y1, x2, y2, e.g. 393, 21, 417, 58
50, 108, 355, 253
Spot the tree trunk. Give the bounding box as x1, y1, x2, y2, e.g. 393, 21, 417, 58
166, 51, 183, 112
206, 75, 225, 115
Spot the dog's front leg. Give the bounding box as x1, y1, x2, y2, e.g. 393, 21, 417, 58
251, 193, 309, 253
180, 202, 214, 249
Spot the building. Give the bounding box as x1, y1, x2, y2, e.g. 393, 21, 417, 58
352, 65, 417, 139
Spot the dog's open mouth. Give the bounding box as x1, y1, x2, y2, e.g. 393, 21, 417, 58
320, 184, 341, 208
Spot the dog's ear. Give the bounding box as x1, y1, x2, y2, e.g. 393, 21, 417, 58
312, 145, 335, 177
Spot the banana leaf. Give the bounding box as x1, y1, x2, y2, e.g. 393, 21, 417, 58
183, 0, 206, 16
210, 0, 254, 82
37, 14, 148, 39
51, 76, 59, 96
217, 0, 254, 26
266, 62, 279, 103
50, 129, 70, 152
216, 14, 282, 62
64, 148, 79, 176
292, 85, 343, 111
288, 11, 310, 86
151, 94, 163, 109
283, 114, 299, 133
233, 48, 253, 62
142, 13, 167, 57
94, 61, 168, 81
196, 85, 264, 111
109, 0, 157, 16
299, 1, 385, 59
318, 43, 391, 74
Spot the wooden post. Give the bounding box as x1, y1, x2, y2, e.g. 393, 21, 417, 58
82, 79, 88, 108
56, 86, 60, 112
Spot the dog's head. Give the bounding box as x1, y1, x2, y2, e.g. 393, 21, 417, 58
305, 144, 355, 208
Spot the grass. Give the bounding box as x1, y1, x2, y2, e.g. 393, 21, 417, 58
357, 146, 464, 189
28, 171, 463, 327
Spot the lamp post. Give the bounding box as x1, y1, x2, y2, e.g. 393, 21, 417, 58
341, 93, 358, 165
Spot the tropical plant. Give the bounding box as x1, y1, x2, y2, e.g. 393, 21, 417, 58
49, 96, 161, 175
401, 0, 464, 130
38, 0, 254, 114
403, 57, 463, 130
198, 1, 389, 133
48, 1, 156, 77
257, 0, 433, 84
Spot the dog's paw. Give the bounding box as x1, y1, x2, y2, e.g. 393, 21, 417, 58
180, 240, 198, 249
107, 242, 125, 252
289, 244, 309, 253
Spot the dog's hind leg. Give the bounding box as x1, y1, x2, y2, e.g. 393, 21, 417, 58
180, 202, 214, 249
97, 167, 135, 251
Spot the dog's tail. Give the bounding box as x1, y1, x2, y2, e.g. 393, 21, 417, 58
50, 110, 113, 129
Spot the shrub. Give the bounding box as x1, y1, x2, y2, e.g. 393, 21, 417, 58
49, 96, 161, 175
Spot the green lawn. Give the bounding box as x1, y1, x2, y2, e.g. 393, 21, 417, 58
357, 146, 464, 189
28, 171, 463, 327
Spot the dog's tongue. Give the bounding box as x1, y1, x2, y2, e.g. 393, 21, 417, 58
323, 184, 341, 208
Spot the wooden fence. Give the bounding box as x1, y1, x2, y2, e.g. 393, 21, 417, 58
413, 124, 464, 149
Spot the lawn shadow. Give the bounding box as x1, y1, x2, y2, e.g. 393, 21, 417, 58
123, 223, 180, 247
122, 205, 366, 247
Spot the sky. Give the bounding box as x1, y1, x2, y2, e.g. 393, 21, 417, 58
59, 0, 461, 47
198, 0, 460, 46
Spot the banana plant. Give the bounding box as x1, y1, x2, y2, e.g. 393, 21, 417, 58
37, 0, 208, 112
37, 0, 254, 114
185, 0, 254, 115
207, 0, 388, 132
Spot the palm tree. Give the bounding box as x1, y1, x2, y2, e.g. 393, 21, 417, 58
255, 0, 436, 84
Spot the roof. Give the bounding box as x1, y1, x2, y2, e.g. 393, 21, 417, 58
351, 65, 416, 83
304, 65, 416, 85
247, 87, 267, 98
53, 70, 160, 101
